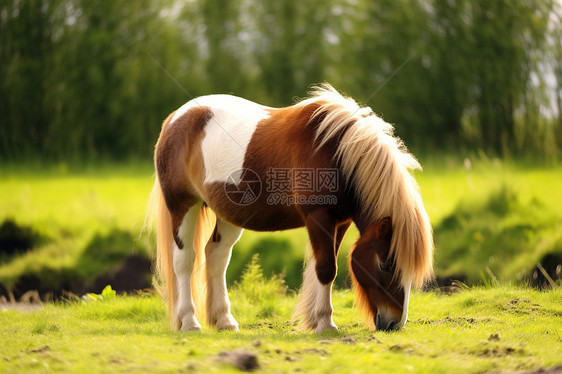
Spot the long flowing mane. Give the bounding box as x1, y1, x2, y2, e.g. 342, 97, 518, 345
298, 84, 434, 288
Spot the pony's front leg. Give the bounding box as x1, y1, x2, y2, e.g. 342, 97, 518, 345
173, 205, 202, 331
205, 219, 243, 331
298, 255, 337, 333
295, 212, 348, 333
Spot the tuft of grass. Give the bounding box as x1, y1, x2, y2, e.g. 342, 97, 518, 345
230, 254, 292, 323
233, 254, 288, 301
229, 237, 304, 290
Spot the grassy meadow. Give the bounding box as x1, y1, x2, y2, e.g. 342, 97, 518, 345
1, 265, 562, 373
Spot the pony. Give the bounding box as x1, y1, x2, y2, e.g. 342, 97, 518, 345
146, 84, 433, 333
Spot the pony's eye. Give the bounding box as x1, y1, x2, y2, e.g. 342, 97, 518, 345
379, 261, 391, 273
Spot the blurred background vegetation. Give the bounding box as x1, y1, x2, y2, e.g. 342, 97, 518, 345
1, 0, 562, 298
1, 0, 562, 161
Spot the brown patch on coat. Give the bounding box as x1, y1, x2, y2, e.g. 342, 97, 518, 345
155, 107, 212, 247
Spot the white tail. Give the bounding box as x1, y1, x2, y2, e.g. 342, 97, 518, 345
191, 204, 216, 323
146, 177, 176, 321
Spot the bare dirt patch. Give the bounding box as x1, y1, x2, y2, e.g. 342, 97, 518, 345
217, 349, 260, 372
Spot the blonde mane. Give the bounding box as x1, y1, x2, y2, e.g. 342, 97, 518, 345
299, 84, 434, 288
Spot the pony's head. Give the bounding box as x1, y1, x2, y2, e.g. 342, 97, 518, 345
349, 217, 408, 331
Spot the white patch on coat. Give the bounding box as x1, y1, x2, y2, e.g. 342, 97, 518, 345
293, 255, 338, 333
178, 95, 270, 184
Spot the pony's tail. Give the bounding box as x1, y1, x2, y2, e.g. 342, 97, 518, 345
146, 177, 177, 325
192, 204, 216, 324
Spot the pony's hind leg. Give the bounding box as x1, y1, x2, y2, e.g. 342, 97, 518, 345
205, 218, 243, 331
173, 203, 203, 331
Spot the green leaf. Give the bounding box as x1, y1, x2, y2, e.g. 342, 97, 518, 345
101, 285, 117, 300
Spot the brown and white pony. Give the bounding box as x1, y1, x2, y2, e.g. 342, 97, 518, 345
146, 84, 433, 333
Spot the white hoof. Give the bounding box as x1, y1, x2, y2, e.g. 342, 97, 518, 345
315, 318, 338, 334
216, 314, 239, 332
178, 314, 201, 332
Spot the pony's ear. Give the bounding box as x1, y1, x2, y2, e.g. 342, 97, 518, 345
375, 217, 392, 240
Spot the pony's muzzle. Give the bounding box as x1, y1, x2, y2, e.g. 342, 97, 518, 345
375, 313, 399, 331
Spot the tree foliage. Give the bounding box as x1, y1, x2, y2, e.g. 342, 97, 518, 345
0, 0, 560, 160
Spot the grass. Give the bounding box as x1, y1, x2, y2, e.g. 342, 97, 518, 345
1, 265, 562, 373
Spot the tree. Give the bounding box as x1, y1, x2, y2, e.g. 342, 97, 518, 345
470, 0, 553, 155
0, 0, 559, 160
0, 0, 61, 159
552, 5, 562, 149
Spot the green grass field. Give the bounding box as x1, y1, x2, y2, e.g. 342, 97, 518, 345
1, 267, 562, 373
